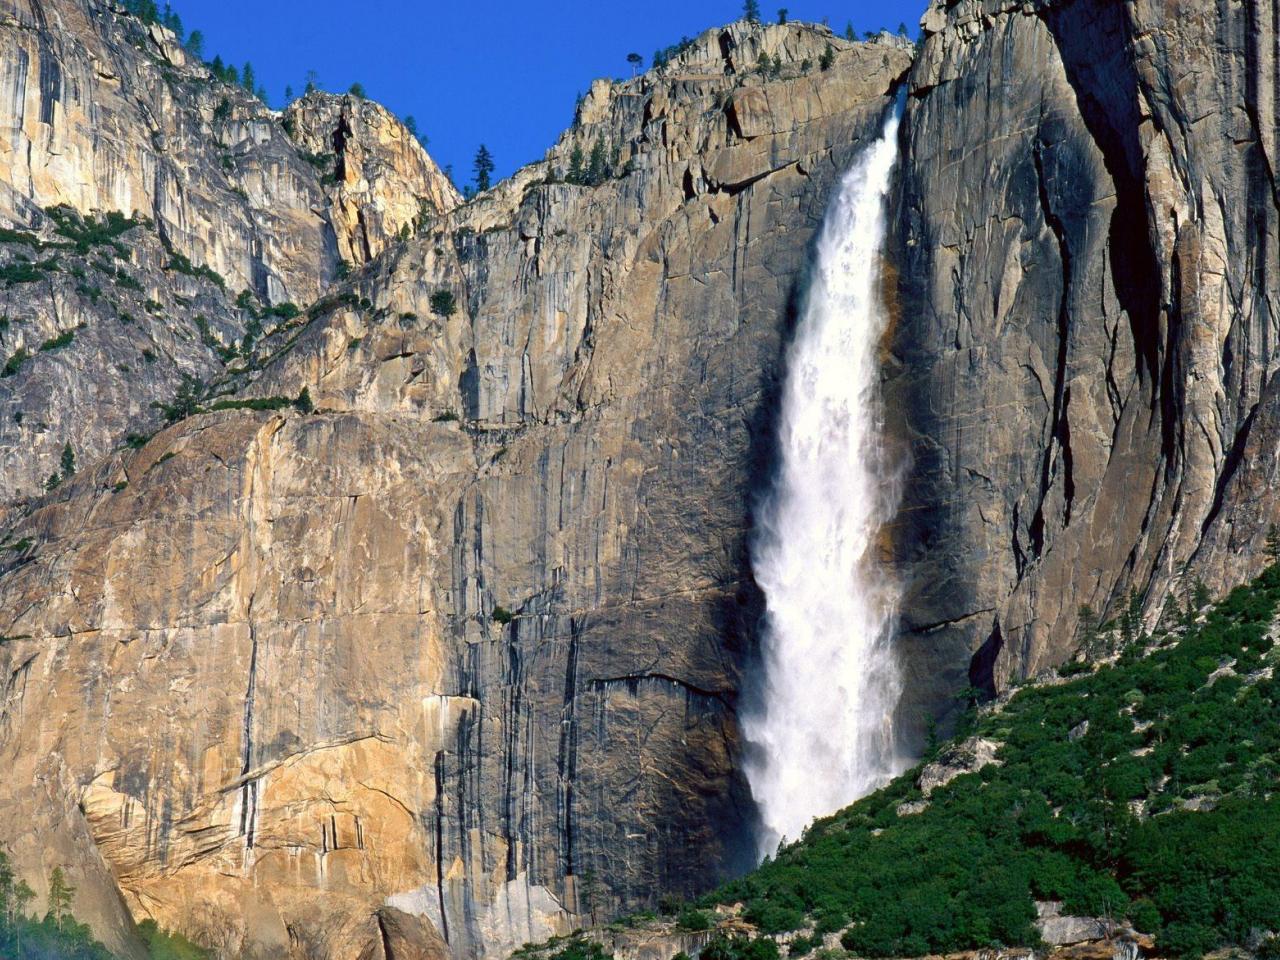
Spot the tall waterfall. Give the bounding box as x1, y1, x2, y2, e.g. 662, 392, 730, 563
744, 111, 906, 857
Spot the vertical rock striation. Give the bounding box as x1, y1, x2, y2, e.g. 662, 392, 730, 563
0, 9, 912, 959
282, 92, 461, 268
889, 0, 1280, 734
0, 0, 452, 506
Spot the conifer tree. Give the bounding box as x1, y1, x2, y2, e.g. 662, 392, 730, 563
567, 143, 585, 184
241, 62, 256, 93
472, 144, 494, 192
1267, 522, 1280, 562
743, 0, 761, 23
161, 3, 182, 37
184, 29, 204, 57
586, 138, 607, 185
47, 867, 74, 927
60, 442, 75, 478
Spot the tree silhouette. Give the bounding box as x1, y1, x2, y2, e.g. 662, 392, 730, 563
473, 144, 495, 192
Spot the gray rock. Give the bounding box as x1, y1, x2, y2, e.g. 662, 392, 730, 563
888, 0, 1280, 741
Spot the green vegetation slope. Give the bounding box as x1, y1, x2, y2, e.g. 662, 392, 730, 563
707, 566, 1280, 958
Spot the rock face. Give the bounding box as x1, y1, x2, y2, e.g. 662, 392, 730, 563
0, 0, 452, 508
0, 0, 333, 302
282, 92, 461, 267
888, 0, 1280, 733
0, 7, 911, 959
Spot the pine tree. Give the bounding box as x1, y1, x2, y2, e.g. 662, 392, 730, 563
567, 143, 585, 184
1192, 578, 1212, 610
743, 0, 761, 23
349, 81, 367, 98
845, 22, 856, 41
294, 387, 313, 414
472, 144, 495, 192
1266, 522, 1280, 562
626, 52, 643, 76
47, 866, 74, 927
819, 43, 836, 70
586, 138, 607, 185
60, 442, 75, 478
45, 472, 60, 492
184, 29, 204, 57
284, 84, 294, 101
777, 8, 788, 23
161, 3, 182, 37
241, 62, 256, 93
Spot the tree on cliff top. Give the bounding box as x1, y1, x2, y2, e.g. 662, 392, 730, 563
473, 144, 495, 192
743, 0, 761, 23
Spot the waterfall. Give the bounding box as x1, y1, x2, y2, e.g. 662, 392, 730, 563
743, 110, 906, 857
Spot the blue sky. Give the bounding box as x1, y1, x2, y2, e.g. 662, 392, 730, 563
171, 0, 926, 185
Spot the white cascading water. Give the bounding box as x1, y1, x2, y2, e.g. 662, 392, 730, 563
744, 111, 906, 858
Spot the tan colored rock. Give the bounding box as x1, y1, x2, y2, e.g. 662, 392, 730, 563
0, 14, 910, 960
0, 0, 332, 302
283, 93, 461, 267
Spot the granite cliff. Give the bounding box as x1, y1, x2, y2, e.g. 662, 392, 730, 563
6, 0, 1280, 955
887, 0, 1280, 734
0, 3, 910, 957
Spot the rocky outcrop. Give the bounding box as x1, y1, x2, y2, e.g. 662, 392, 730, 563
0, 0, 461, 509
916, 737, 1002, 797
0, 12, 911, 960
282, 92, 461, 268
888, 0, 1280, 733
0, 0, 335, 302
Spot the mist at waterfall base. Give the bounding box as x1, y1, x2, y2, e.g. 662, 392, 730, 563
743, 112, 907, 859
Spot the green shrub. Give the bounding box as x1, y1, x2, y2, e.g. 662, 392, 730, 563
430, 289, 458, 317
706, 564, 1280, 958
165, 249, 226, 289
492, 605, 514, 625
208, 395, 292, 412
39, 330, 75, 351
45, 205, 137, 255
2, 348, 29, 377
137, 918, 211, 959
677, 909, 712, 932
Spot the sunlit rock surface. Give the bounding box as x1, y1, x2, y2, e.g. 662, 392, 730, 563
0, 6, 910, 957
